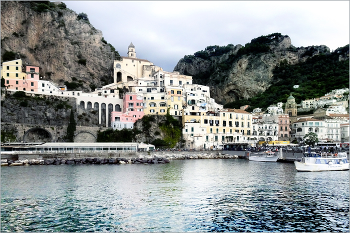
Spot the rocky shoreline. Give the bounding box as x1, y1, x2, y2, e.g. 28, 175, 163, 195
1, 152, 243, 167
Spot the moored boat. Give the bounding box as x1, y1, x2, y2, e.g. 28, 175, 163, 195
294, 152, 349, 172
248, 150, 281, 162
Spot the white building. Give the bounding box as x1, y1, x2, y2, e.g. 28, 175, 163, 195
340, 123, 349, 143
292, 118, 326, 142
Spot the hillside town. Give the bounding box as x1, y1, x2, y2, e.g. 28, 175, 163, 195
1, 43, 349, 149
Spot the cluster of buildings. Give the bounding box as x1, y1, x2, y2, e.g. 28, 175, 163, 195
2, 43, 349, 149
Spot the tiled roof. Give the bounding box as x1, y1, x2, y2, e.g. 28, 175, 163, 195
121, 56, 150, 62
328, 114, 349, 117
224, 109, 251, 114
295, 118, 322, 123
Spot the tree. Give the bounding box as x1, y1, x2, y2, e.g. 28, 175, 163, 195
303, 132, 319, 147
1, 77, 5, 87
65, 109, 76, 142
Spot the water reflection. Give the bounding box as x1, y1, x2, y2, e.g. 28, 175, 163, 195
1, 160, 349, 232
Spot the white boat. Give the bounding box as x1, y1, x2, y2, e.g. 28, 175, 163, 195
248, 150, 281, 162
294, 152, 349, 172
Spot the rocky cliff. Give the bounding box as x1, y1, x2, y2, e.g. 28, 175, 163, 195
174, 33, 331, 105
1, 1, 119, 91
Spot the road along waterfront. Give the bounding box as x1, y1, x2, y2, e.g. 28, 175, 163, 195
1, 159, 348, 232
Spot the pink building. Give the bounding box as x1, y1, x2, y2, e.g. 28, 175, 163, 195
3, 64, 40, 92
111, 93, 144, 130
24, 65, 40, 92
278, 114, 290, 141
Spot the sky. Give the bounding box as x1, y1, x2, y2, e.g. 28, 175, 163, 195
64, 1, 349, 72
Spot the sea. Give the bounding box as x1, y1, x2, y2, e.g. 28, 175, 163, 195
1, 159, 349, 232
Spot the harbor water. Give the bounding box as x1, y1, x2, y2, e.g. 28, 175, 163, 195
1, 159, 349, 232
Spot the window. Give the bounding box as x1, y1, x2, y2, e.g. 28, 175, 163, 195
204, 119, 208, 124
128, 103, 134, 107
248, 122, 250, 127
175, 111, 177, 115
222, 136, 225, 142
174, 104, 178, 109
206, 136, 208, 141
185, 129, 188, 132
151, 97, 154, 100
31, 82, 34, 86
7, 73, 9, 77
160, 109, 165, 113
210, 128, 213, 133
216, 128, 219, 133
31, 89, 34, 92
223, 129, 226, 133
16, 81, 18, 84
147, 88, 151, 93
223, 121, 226, 126
171, 90, 174, 94
170, 80, 173, 85
191, 127, 194, 132
178, 97, 180, 101
16, 73, 18, 77
241, 122, 244, 127
179, 81, 182, 85
280, 126, 283, 130
7, 66, 9, 70
129, 96, 133, 100
285, 126, 288, 131
161, 97, 165, 100
42, 83, 45, 87
177, 91, 181, 94
6, 80, 9, 84
16, 67, 18, 70
215, 136, 218, 141
171, 97, 174, 102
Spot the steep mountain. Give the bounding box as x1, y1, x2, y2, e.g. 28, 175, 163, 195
1, 1, 119, 91
174, 33, 334, 105
224, 45, 349, 111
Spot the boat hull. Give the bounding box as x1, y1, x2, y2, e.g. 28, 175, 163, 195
249, 155, 279, 162
294, 161, 349, 172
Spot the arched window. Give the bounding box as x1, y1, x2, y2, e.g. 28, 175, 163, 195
115, 104, 121, 112
80, 101, 85, 109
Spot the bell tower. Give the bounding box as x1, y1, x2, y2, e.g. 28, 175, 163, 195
127, 42, 136, 58
285, 93, 298, 123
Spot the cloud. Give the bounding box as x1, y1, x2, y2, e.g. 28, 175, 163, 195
65, 1, 349, 72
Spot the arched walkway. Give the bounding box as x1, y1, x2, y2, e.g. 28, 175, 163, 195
23, 128, 53, 142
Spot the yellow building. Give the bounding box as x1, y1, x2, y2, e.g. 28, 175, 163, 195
1, 59, 26, 88
182, 109, 253, 149
143, 92, 168, 115
166, 86, 183, 117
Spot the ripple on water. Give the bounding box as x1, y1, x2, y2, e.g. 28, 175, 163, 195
1, 160, 349, 232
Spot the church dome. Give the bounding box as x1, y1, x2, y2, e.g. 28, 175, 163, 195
287, 95, 295, 100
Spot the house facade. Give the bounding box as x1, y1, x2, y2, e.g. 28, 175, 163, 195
111, 93, 144, 130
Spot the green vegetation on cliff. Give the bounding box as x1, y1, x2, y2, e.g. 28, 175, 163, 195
158, 109, 182, 148
96, 128, 140, 142
224, 45, 349, 111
